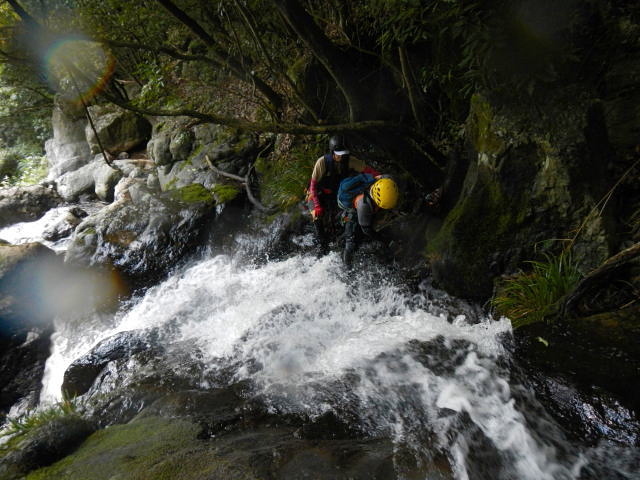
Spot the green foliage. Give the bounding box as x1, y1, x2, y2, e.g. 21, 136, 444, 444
255, 136, 317, 210
0, 395, 78, 454
0, 148, 48, 187
492, 252, 583, 328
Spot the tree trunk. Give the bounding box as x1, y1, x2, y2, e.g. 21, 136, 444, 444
156, 0, 283, 113
273, 0, 369, 122
562, 242, 640, 317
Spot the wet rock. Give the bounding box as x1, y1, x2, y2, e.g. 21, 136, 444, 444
520, 370, 640, 445
42, 208, 88, 242
0, 414, 95, 480
514, 308, 640, 444
85, 105, 151, 155
24, 389, 452, 480
64, 183, 217, 281
62, 330, 159, 397
0, 184, 62, 229
0, 328, 52, 421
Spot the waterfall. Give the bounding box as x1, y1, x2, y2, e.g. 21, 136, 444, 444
38, 251, 632, 479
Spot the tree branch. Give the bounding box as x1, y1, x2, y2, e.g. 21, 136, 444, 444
155, 0, 283, 112
231, 0, 320, 123
102, 39, 221, 67
273, 0, 369, 122
562, 242, 640, 318
100, 90, 400, 135
204, 155, 275, 213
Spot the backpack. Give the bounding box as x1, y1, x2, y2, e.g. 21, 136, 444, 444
337, 173, 375, 210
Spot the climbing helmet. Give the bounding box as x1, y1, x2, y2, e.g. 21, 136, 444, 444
369, 177, 399, 209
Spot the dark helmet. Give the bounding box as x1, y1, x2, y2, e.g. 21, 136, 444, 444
329, 135, 348, 154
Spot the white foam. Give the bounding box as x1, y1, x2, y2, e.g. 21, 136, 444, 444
38, 253, 586, 479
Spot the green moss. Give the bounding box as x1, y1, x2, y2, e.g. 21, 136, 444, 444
211, 184, 240, 204
257, 140, 316, 211
170, 183, 215, 204
232, 134, 252, 154
25, 416, 258, 480
78, 227, 97, 237
426, 167, 530, 298
187, 144, 204, 162
467, 94, 506, 155
163, 177, 178, 191
286, 55, 310, 86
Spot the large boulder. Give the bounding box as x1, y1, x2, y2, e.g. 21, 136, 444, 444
45, 99, 92, 179
0, 184, 62, 229
62, 330, 159, 398
55, 156, 124, 202
148, 118, 257, 190
64, 183, 217, 280
0, 414, 95, 480
426, 91, 616, 300
85, 105, 151, 155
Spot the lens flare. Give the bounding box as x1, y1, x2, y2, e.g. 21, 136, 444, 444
44, 36, 115, 105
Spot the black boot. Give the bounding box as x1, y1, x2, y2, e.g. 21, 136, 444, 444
314, 220, 329, 256
342, 218, 357, 266
343, 240, 355, 266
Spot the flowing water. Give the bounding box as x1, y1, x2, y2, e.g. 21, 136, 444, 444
36, 243, 639, 480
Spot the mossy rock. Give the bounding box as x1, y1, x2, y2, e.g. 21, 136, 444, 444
25, 416, 257, 480
426, 163, 531, 300
467, 94, 506, 156
515, 305, 640, 414
211, 184, 240, 204
168, 184, 215, 205
0, 414, 95, 480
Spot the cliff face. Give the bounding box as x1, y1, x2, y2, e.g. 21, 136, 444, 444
424, 6, 640, 299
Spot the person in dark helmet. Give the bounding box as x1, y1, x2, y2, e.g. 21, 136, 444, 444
306, 135, 379, 254
338, 175, 400, 265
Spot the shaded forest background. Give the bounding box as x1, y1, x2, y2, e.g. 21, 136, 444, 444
2, 0, 637, 184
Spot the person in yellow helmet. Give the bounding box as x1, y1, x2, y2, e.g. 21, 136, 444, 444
306, 135, 379, 255
337, 174, 400, 265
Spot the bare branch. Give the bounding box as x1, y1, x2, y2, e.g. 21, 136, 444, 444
155, 0, 283, 112
101, 90, 401, 135
204, 155, 276, 213
102, 39, 221, 67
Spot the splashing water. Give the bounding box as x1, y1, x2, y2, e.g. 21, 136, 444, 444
40, 252, 638, 479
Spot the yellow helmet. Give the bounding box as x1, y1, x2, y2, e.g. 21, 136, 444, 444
369, 177, 399, 209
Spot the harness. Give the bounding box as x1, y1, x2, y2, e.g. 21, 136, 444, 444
319, 153, 348, 194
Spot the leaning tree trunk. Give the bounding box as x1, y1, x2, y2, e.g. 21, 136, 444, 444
273, 0, 369, 122
562, 242, 640, 317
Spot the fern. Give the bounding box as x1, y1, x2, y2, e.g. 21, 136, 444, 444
492, 252, 583, 328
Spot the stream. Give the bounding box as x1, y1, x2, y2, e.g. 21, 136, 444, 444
2, 210, 639, 479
